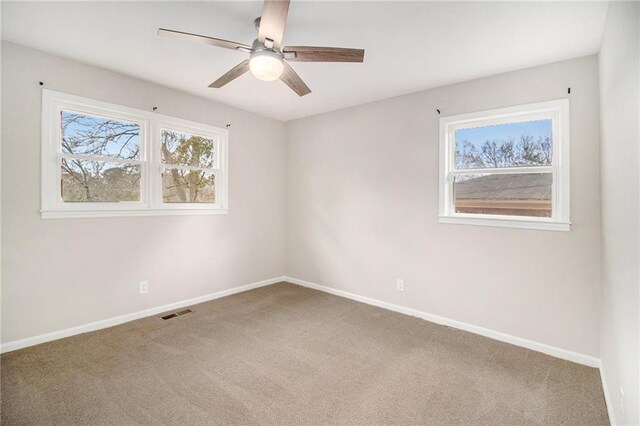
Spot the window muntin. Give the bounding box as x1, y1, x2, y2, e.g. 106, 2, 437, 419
41, 90, 229, 218
439, 99, 569, 231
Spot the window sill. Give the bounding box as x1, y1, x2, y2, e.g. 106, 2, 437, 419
438, 215, 570, 231
41, 209, 229, 219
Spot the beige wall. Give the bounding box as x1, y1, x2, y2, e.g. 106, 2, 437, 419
1, 42, 286, 343
599, 1, 640, 424
0, 42, 610, 369
286, 55, 602, 357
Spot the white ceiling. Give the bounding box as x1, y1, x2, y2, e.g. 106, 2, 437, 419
2, 1, 608, 121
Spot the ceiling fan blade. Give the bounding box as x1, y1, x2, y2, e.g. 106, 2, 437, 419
258, 0, 290, 48
209, 60, 251, 88
158, 28, 252, 52
280, 61, 311, 97
283, 46, 365, 63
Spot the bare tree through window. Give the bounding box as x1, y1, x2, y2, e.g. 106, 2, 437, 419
455, 134, 552, 170
60, 112, 141, 202
161, 130, 216, 203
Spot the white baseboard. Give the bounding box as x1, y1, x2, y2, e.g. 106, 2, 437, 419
1, 275, 601, 368
0, 276, 286, 354
599, 360, 617, 425
284, 276, 601, 368
2, 275, 610, 423
3, 276, 602, 369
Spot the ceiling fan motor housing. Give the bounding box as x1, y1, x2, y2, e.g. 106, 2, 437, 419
251, 38, 282, 56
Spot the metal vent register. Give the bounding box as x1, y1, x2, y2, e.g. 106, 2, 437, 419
161, 309, 193, 320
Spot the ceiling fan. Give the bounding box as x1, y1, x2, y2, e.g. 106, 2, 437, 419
158, 0, 365, 97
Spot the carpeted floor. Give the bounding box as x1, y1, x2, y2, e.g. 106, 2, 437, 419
1, 282, 608, 425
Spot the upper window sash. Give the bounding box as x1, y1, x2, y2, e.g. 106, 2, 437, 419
58, 107, 146, 161
158, 125, 219, 171
448, 110, 560, 171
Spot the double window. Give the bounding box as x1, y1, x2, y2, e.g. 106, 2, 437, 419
439, 99, 570, 231
41, 90, 228, 218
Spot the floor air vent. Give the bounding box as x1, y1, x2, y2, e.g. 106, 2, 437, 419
162, 309, 193, 320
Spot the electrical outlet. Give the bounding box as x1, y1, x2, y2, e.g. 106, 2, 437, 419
619, 387, 625, 424
396, 279, 404, 292
139, 281, 148, 294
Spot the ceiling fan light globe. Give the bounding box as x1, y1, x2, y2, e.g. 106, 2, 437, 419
249, 51, 284, 81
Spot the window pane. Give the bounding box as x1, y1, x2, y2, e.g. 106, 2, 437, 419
454, 173, 551, 217
161, 130, 215, 168
61, 111, 140, 160
455, 119, 552, 169
162, 168, 215, 203
62, 159, 141, 202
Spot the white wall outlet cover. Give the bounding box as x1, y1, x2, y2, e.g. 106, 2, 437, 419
396, 279, 405, 291
139, 281, 149, 294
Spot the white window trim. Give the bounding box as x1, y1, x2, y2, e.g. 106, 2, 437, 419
438, 99, 570, 231
41, 90, 229, 219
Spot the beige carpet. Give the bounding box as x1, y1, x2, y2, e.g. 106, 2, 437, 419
1, 283, 608, 425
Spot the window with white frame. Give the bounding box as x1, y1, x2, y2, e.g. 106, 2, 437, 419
438, 99, 570, 231
41, 90, 228, 218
